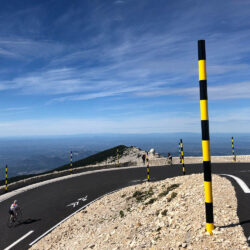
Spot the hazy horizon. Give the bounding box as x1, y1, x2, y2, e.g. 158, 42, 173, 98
0, 133, 250, 178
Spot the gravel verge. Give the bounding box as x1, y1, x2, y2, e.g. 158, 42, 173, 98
31, 174, 249, 249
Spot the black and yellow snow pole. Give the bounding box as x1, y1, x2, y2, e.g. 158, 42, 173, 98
198, 40, 214, 235
180, 139, 185, 175
146, 152, 150, 181
179, 142, 181, 163
232, 137, 236, 162
5, 165, 8, 193
117, 148, 119, 167
70, 151, 73, 174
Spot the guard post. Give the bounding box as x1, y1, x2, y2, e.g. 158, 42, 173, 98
70, 151, 73, 174
146, 152, 150, 181
179, 142, 182, 163
232, 137, 236, 162
180, 139, 185, 175
5, 165, 8, 193
198, 40, 214, 235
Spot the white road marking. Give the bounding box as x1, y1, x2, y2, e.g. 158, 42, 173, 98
29, 189, 121, 246
4, 230, 34, 250
78, 195, 88, 202
67, 195, 88, 207
220, 174, 250, 193
67, 201, 79, 208
130, 179, 143, 183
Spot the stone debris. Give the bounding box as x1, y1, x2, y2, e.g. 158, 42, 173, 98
31, 174, 249, 249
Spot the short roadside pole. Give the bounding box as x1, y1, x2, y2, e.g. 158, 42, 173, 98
179, 142, 181, 163
5, 165, 8, 193
180, 139, 185, 175
198, 39, 214, 235
146, 152, 150, 181
70, 151, 73, 174
232, 137, 236, 162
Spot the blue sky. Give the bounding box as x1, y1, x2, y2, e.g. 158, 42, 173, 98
0, 0, 250, 136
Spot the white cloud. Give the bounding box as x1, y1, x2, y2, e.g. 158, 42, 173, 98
134, 81, 250, 101
0, 106, 30, 112
208, 82, 250, 100
0, 113, 200, 136
1, 105, 249, 136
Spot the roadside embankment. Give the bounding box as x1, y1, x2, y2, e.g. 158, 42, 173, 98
0, 146, 145, 195
31, 174, 248, 249
1, 146, 250, 195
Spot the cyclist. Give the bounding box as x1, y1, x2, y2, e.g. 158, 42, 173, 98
9, 200, 19, 222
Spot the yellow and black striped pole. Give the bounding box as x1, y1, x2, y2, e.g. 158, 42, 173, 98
180, 139, 185, 175
198, 40, 214, 235
146, 152, 150, 181
232, 137, 236, 162
70, 151, 73, 174
5, 165, 8, 193
179, 142, 181, 163
117, 148, 119, 167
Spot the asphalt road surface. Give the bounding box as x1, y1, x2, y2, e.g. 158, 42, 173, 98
0, 163, 250, 249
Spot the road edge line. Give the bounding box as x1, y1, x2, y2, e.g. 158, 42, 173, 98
4, 230, 34, 250
220, 174, 250, 193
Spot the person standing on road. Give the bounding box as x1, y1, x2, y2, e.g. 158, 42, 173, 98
168, 153, 173, 166
142, 154, 146, 165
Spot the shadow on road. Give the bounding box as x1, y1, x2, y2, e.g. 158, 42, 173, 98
16, 218, 41, 227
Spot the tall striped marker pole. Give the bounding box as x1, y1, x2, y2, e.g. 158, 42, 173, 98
70, 151, 73, 174
146, 152, 150, 181
180, 139, 185, 175
232, 137, 236, 162
179, 142, 182, 163
198, 40, 214, 235
5, 165, 8, 193
117, 148, 119, 167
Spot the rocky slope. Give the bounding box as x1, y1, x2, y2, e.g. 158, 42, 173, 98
31, 174, 249, 249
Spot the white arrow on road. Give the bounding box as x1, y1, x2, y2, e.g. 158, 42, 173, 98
67, 195, 88, 208
220, 174, 250, 193
78, 195, 88, 202
67, 201, 79, 208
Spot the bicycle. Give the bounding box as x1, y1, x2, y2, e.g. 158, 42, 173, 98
7, 208, 23, 228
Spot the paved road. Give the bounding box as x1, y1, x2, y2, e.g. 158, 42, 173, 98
0, 163, 249, 249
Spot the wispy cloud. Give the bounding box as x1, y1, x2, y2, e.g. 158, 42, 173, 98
0, 113, 199, 136
0, 38, 64, 60
0, 0, 250, 134
1, 105, 249, 136
210, 107, 250, 133
135, 82, 250, 101
1, 1, 250, 103
0, 106, 30, 112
